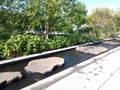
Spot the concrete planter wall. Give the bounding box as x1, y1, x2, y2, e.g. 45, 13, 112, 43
0, 37, 115, 68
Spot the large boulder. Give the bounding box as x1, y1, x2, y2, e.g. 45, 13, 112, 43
0, 72, 22, 88
76, 46, 108, 55
25, 57, 64, 75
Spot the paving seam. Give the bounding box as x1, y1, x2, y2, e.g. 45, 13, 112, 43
97, 67, 120, 90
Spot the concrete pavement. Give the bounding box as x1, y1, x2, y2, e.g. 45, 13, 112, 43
21, 46, 120, 90
45, 47, 120, 90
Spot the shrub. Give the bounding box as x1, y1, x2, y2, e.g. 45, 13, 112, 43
2, 33, 101, 59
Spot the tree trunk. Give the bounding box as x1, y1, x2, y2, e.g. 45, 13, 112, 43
39, 24, 42, 36
45, 21, 49, 39
94, 24, 98, 37
103, 26, 108, 38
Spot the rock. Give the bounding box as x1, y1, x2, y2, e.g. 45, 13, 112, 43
0, 72, 22, 88
103, 41, 120, 45
25, 57, 64, 75
76, 46, 108, 55
115, 38, 120, 41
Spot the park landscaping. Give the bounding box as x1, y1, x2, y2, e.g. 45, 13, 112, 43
0, 0, 120, 59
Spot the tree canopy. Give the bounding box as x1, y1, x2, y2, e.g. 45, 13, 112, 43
88, 7, 113, 38
0, 0, 87, 39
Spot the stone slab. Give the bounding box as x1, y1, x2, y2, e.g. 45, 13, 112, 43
76, 46, 108, 55
0, 72, 22, 88
103, 41, 120, 45
25, 57, 64, 74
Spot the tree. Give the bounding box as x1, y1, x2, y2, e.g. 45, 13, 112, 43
0, 0, 28, 35
0, 0, 87, 39
115, 13, 120, 31
70, 2, 87, 31
0, 6, 14, 39
88, 8, 113, 37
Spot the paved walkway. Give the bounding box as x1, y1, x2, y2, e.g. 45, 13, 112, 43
45, 47, 120, 90
21, 46, 120, 90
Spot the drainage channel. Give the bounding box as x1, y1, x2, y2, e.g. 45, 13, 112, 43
0, 38, 120, 90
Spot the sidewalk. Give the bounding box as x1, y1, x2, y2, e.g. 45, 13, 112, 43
21, 46, 120, 90
45, 47, 120, 90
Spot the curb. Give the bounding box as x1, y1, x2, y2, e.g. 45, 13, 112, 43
0, 37, 116, 67
21, 44, 120, 90
0, 45, 78, 67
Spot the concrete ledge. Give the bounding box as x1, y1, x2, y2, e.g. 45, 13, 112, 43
21, 44, 120, 90
0, 45, 79, 67
0, 37, 116, 68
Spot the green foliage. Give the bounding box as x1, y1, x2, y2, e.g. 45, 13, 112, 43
1, 33, 100, 59
0, 0, 95, 59
115, 13, 120, 32
3, 35, 44, 58
0, 0, 87, 38
70, 2, 87, 26
88, 7, 113, 38
79, 27, 94, 33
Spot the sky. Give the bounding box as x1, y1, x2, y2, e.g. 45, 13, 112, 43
78, 0, 120, 14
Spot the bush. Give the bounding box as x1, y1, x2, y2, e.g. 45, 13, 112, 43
3, 35, 43, 58
2, 33, 100, 59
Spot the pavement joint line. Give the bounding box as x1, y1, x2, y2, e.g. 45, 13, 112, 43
97, 67, 120, 90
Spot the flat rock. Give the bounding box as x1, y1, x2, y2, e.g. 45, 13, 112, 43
76, 46, 108, 55
25, 57, 64, 75
0, 72, 22, 88
115, 38, 120, 41
103, 41, 120, 45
